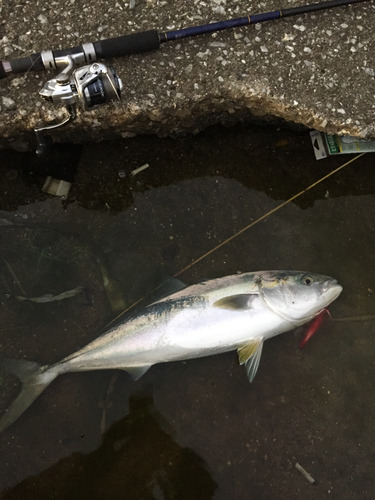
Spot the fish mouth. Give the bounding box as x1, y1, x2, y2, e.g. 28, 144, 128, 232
322, 282, 343, 302
310, 282, 343, 319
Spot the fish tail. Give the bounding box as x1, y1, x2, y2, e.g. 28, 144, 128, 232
0, 359, 58, 433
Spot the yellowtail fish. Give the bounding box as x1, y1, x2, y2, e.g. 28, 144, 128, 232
0, 270, 342, 432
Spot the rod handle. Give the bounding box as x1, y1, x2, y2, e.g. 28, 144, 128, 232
0, 30, 160, 79
93, 30, 160, 58
0, 54, 44, 79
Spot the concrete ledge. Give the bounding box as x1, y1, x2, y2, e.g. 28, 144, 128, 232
0, 0, 374, 150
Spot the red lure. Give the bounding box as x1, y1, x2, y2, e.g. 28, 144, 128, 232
299, 308, 330, 348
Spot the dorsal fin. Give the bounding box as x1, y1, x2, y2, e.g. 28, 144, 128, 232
147, 278, 188, 304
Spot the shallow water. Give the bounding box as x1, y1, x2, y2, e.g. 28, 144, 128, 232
0, 124, 374, 499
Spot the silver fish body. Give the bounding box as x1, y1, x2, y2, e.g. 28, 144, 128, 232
0, 270, 342, 432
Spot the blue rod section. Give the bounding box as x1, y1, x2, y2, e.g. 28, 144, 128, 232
162, 11, 282, 41
160, 0, 368, 43
163, 17, 252, 41
250, 11, 282, 23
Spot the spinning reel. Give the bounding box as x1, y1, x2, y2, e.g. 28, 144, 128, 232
35, 51, 122, 156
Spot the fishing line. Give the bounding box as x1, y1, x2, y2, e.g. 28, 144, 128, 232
174, 153, 365, 277
107, 152, 365, 326
334, 315, 375, 321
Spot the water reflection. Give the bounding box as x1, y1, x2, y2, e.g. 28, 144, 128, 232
0, 391, 217, 500
1, 125, 375, 499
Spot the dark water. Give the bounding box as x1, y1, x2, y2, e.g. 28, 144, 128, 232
0, 124, 374, 500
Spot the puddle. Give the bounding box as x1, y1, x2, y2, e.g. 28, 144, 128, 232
0, 124, 374, 500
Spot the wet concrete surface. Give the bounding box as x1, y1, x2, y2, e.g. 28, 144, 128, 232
0, 0, 375, 150
0, 124, 375, 499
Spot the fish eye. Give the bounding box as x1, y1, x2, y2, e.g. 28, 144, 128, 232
302, 275, 314, 286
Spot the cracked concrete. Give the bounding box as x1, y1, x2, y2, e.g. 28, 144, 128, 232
0, 0, 374, 150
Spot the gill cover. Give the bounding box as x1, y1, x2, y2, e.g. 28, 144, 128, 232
257, 271, 341, 323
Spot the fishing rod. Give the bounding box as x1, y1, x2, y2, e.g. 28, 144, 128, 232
0, 0, 368, 80
0, 0, 369, 155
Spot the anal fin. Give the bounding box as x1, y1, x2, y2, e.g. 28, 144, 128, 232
122, 365, 152, 381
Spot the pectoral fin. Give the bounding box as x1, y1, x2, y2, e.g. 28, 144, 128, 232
237, 339, 264, 383
213, 294, 257, 310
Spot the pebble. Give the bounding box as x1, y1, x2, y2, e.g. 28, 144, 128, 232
2, 97, 16, 110
37, 14, 48, 23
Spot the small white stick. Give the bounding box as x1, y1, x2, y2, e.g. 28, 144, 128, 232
131, 163, 150, 176
295, 463, 316, 484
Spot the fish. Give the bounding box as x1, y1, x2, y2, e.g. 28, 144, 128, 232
0, 270, 342, 432
16, 287, 84, 303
